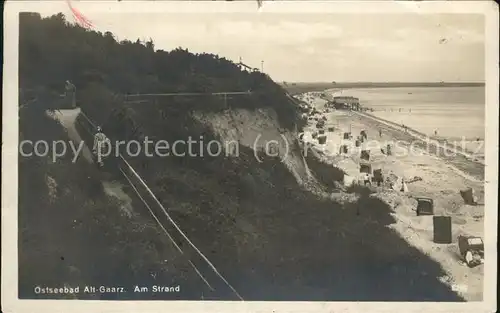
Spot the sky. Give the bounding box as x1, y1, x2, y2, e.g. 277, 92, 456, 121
43, 10, 485, 83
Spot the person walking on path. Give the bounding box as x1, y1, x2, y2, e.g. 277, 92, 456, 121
65, 80, 76, 108
93, 126, 111, 167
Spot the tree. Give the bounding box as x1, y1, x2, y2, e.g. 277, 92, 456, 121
19, 13, 300, 130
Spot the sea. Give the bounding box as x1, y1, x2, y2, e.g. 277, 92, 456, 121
327, 87, 485, 141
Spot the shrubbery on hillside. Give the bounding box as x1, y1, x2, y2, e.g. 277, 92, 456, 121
305, 153, 345, 191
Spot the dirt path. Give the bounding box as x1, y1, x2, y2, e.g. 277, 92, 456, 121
52, 108, 93, 162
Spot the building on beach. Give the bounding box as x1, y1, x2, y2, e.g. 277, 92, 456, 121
326, 96, 361, 111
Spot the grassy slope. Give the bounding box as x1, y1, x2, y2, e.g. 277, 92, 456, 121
18, 106, 204, 300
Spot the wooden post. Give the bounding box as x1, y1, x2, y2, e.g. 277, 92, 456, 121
72, 89, 76, 108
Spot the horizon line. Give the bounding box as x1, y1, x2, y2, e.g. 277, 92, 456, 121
279, 81, 485, 84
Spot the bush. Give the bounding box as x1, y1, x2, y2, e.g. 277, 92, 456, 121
20, 13, 301, 131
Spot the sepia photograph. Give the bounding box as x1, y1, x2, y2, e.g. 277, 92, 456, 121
2, 1, 498, 312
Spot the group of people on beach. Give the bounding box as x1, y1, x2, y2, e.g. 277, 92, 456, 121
396, 124, 438, 136
378, 108, 412, 112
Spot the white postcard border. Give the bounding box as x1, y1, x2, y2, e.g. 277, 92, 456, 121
2, 1, 498, 313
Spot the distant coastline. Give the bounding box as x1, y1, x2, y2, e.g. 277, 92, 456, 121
281, 82, 485, 95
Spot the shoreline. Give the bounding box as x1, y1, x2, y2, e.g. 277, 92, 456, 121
295, 91, 485, 181
353, 111, 485, 182
357, 111, 486, 167
365, 110, 485, 144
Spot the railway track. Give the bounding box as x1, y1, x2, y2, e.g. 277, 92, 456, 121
76, 111, 244, 301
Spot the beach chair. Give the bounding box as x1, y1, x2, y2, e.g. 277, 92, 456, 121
360, 163, 372, 174
433, 216, 452, 244
340, 145, 348, 154
360, 150, 370, 161
318, 135, 327, 145
373, 169, 384, 186
460, 188, 478, 205
458, 235, 484, 267
416, 197, 434, 216
360, 130, 367, 140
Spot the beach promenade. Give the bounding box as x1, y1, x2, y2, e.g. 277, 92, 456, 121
300, 92, 485, 301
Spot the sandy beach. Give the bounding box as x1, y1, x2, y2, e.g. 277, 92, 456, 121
298, 92, 485, 301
